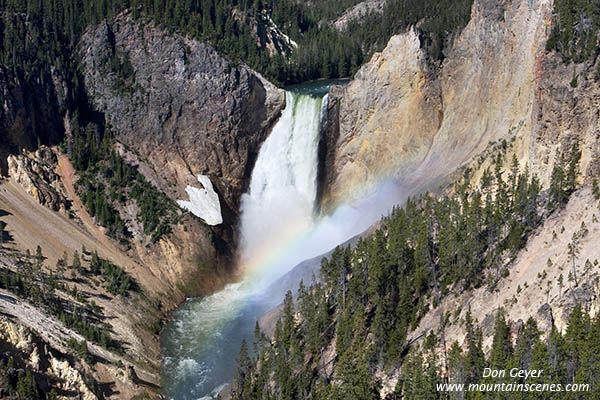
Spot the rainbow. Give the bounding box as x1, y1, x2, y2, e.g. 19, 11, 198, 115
240, 213, 316, 286
239, 177, 400, 290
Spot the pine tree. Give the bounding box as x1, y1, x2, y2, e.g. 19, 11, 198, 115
282, 290, 295, 348
490, 308, 512, 369
72, 251, 81, 272
549, 153, 568, 209
35, 245, 44, 266
584, 313, 600, 398
529, 340, 553, 400
567, 231, 581, 287
16, 369, 39, 399
397, 348, 440, 400
253, 320, 263, 355
512, 318, 540, 375
547, 325, 568, 384
564, 304, 586, 381
592, 178, 600, 201
332, 350, 379, 400
447, 341, 466, 394
0, 221, 5, 244
464, 310, 485, 385
565, 142, 581, 194
233, 339, 251, 398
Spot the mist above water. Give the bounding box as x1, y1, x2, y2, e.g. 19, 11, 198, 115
238, 91, 327, 285
161, 83, 404, 399
251, 178, 405, 290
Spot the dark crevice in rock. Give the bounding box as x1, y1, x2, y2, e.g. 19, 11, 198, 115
316, 86, 342, 214
0, 69, 65, 175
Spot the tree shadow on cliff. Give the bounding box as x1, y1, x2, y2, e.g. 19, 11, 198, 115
0, 334, 81, 398
0, 71, 67, 177
128, 365, 162, 391
0, 215, 14, 245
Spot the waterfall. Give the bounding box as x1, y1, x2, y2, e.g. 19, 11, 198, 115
161, 88, 329, 400
238, 91, 327, 283
161, 82, 403, 399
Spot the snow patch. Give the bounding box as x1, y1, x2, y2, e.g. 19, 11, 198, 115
177, 175, 223, 226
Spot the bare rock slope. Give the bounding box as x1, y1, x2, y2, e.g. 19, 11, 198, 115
79, 13, 285, 228
332, 0, 385, 32
322, 0, 558, 210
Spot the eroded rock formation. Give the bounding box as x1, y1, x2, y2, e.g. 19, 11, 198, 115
6, 147, 69, 212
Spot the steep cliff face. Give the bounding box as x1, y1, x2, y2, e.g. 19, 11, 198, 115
531, 51, 600, 186
79, 13, 285, 233
331, 0, 385, 32
311, 0, 600, 394
322, 0, 555, 210
0, 69, 64, 175
320, 28, 441, 209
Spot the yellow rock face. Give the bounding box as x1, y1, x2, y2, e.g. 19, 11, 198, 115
322, 0, 554, 210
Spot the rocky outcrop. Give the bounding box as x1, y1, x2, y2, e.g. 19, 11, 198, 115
6, 146, 70, 212
321, 0, 555, 211
0, 219, 166, 398
0, 317, 97, 399
78, 13, 285, 233
531, 50, 600, 187
246, 11, 297, 56
331, 0, 385, 32
321, 28, 441, 210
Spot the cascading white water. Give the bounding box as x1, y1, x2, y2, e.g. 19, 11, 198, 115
238, 91, 327, 283
161, 88, 329, 400
162, 82, 405, 399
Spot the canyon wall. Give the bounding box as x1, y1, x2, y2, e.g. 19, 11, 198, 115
322, 0, 563, 210
0, 11, 287, 398
316, 0, 600, 394
79, 13, 285, 229
75, 13, 286, 297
